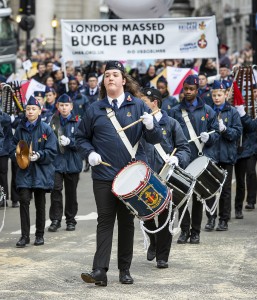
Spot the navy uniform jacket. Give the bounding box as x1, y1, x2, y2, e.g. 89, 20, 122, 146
68, 90, 89, 118
41, 108, 53, 124
10, 116, 57, 190
209, 102, 242, 164
0, 112, 11, 156
237, 114, 257, 159
75, 92, 163, 181
161, 94, 178, 117
84, 87, 100, 104
50, 112, 83, 174
169, 97, 219, 162
198, 86, 213, 107
141, 110, 191, 172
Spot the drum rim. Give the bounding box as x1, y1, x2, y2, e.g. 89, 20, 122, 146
185, 155, 210, 178
112, 160, 150, 198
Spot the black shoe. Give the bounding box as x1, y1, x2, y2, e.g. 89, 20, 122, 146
235, 210, 244, 219
16, 236, 30, 248
190, 232, 200, 244
177, 230, 190, 244
147, 243, 156, 261
34, 236, 44, 246
83, 162, 90, 172
245, 203, 255, 210
66, 223, 76, 231
12, 201, 19, 208
157, 260, 168, 268
81, 269, 107, 287
48, 220, 61, 232
216, 220, 228, 231
119, 269, 134, 284
205, 217, 216, 231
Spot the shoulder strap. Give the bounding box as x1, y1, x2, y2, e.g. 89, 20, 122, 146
181, 109, 203, 154
154, 143, 167, 161
106, 108, 138, 159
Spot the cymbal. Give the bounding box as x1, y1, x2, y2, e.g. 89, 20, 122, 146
16, 140, 30, 169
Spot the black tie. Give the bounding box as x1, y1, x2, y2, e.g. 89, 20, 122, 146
90, 90, 94, 95
112, 99, 118, 112
28, 124, 34, 132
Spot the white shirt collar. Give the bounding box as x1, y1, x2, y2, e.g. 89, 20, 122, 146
107, 92, 125, 108
90, 87, 97, 94
155, 110, 163, 122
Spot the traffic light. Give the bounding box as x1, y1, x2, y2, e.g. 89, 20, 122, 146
19, 0, 35, 15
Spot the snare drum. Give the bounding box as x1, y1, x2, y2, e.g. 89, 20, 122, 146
112, 161, 171, 221
160, 165, 195, 209
185, 156, 227, 200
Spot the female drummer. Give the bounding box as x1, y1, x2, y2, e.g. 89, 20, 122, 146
141, 87, 191, 269
75, 61, 162, 287
204, 81, 242, 231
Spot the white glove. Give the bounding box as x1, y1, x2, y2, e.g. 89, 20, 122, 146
200, 132, 210, 143
88, 152, 102, 166
236, 105, 246, 117
30, 151, 40, 162
218, 119, 226, 132
59, 135, 70, 146
140, 112, 154, 130
10, 114, 15, 123
61, 76, 69, 84
165, 155, 179, 167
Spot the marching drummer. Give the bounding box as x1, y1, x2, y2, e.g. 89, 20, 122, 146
10, 96, 57, 247
141, 87, 191, 269
169, 74, 219, 244
204, 81, 242, 231
75, 61, 162, 287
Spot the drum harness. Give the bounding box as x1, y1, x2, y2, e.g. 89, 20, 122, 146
106, 108, 179, 250
181, 109, 220, 215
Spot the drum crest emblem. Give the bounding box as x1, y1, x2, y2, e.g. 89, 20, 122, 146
139, 186, 161, 209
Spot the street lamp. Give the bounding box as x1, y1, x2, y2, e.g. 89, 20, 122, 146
16, 15, 21, 49
51, 15, 58, 58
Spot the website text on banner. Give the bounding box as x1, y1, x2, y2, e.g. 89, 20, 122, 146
61, 17, 218, 61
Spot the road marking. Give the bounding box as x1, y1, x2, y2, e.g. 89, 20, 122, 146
11, 212, 98, 235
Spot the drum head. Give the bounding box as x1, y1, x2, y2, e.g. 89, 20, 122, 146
112, 161, 148, 196
185, 156, 209, 177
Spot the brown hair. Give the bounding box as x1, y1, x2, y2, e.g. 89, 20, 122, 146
100, 72, 142, 99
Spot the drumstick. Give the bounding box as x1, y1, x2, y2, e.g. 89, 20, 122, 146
159, 148, 177, 177
188, 130, 216, 143
117, 109, 160, 132
100, 161, 112, 167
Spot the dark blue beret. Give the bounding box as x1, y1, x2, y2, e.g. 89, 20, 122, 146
88, 72, 98, 79
69, 76, 78, 82
142, 87, 162, 101
105, 61, 125, 73
27, 96, 41, 108
34, 91, 45, 98
183, 75, 199, 86
253, 83, 257, 89
221, 80, 232, 89
45, 87, 56, 94
157, 75, 168, 85
57, 93, 72, 103
212, 80, 226, 90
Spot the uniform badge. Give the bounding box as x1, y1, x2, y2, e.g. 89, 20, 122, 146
201, 116, 205, 121
52, 124, 55, 131
225, 117, 228, 122
127, 112, 132, 117
38, 138, 41, 142
79, 105, 82, 108
127, 95, 132, 102
168, 105, 171, 110
162, 129, 167, 135
71, 127, 74, 133
207, 93, 210, 96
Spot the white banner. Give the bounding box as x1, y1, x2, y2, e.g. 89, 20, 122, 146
61, 16, 218, 61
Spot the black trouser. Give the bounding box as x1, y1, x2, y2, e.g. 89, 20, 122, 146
50, 172, 79, 224
235, 157, 250, 211
144, 208, 173, 262
178, 193, 203, 234
19, 188, 46, 237
246, 155, 257, 205
11, 161, 20, 202
0, 155, 9, 200
92, 180, 135, 271
206, 163, 233, 222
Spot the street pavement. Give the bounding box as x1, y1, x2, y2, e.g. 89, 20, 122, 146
0, 170, 257, 300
